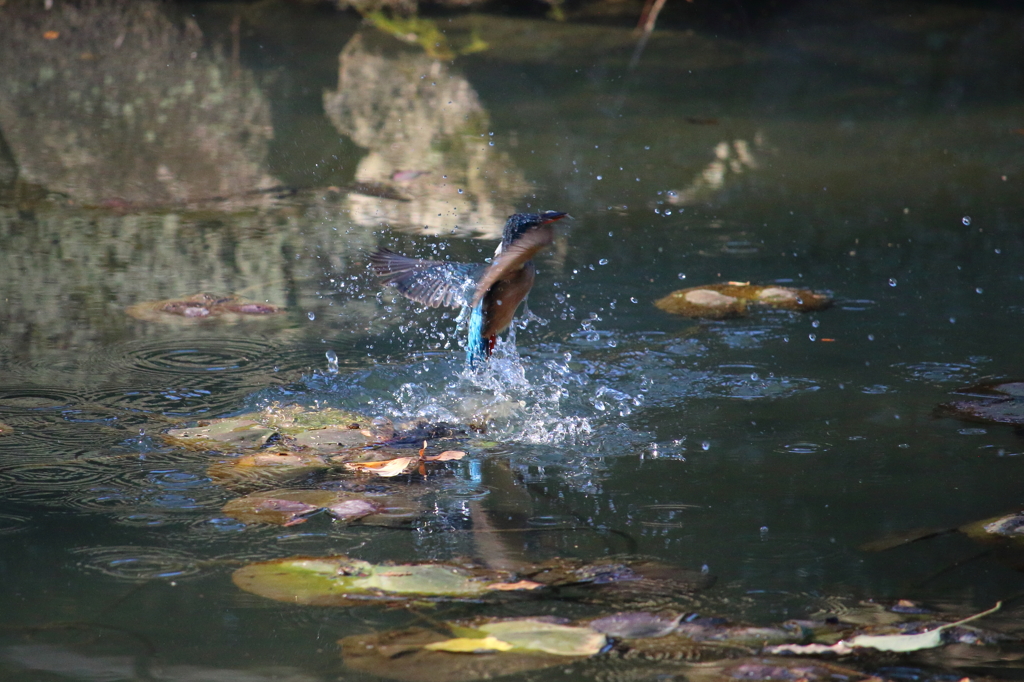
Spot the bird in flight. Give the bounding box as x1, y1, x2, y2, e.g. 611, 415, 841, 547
370, 211, 569, 365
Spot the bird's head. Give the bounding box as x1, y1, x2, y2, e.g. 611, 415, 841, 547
501, 210, 569, 247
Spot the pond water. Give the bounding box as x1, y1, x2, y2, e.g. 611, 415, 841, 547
2, 1, 1024, 680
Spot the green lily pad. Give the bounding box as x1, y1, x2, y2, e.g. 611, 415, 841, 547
232, 556, 522, 606
655, 284, 831, 319
339, 627, 568, 682
166, 418, 277, 451
164, 404, 375, 454
222, 488, 420, 527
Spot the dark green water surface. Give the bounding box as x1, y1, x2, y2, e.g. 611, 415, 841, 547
2, 1, 1024, 679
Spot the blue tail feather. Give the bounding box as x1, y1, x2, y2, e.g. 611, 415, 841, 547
466, 300, 487, 366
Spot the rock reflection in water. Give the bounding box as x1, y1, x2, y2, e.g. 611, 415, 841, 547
0, 1, 277, 207
324, 33, 529, 237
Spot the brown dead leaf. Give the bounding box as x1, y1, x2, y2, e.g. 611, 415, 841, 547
486, 580, 544, 591
345, 457, 415, 477
425, 450, 466, 461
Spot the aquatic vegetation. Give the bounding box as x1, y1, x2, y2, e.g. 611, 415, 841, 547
363, 11, 489, 60
163, 404, 378, 453
222, 488, 420, 527
937, 380, 1024, 426
654, 284, 832, 319
233, 556, 520, 606
126, 293, 283, 323
344, 449, 466, 477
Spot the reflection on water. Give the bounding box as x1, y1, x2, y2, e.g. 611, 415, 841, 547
0, 1, 277, 207
324, 33, 529, 237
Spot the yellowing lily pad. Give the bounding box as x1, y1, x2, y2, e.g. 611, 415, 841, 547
339, 627, 568, 682
655, 284, 831, 319
471, 619, 606, 656
232, 556, 524, 606
423, 636, 515, 653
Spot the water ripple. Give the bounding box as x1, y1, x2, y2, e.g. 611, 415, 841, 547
114, 337, 279, 378
70, 545, 203, 580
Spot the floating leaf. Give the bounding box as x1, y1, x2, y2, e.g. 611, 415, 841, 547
345, 457, 416, 477
207, 452, 330, 489
232, 556, 519, 606
339, 627, 567, 682
429, 450, 466, 461
486, 580, 543, 591
473, 619, 606, 656
166, 419, 276, 451
655, 284, 831, 319
343, 451, 466, 477
423, 636, 515, 653
767, 602, 1002, 654
223, 490, 378, 526
936, 380, 1024, 427
589, 612, 682, 639
126, 293, 282, 323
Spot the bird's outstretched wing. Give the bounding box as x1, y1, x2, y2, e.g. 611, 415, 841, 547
370, 249, 485, 309
470, 227, 554, 308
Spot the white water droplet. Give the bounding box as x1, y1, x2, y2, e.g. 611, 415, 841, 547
975, 287, 984, 294
598, 258, 609, 265
808, 333, 816, 342
701, 441, 710, 451
888, 278, 897, 287
962, 216, 971, 226
325, 350, 339, 374
307, 311, 315, 321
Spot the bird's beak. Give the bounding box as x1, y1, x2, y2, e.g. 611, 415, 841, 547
540, 212, 570, 224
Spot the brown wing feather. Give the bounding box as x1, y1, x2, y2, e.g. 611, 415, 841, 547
470, 227, 554, 308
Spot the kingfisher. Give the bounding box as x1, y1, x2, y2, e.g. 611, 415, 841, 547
370, 211, 569, 365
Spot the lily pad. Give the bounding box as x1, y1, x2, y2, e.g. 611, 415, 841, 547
339, 627, 568, 682
164, 404, 375, 454
222, 488, 419, 527
655, 284, 831, 319
232, 556, 524, 606
588, 612, 683, 639
463, 619, 607, 656
766, 601, 1002, 654
207, 451, 331, 489
126, 293, 283, 322
680, 658, 876, 682
937, 381, 1024, 426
